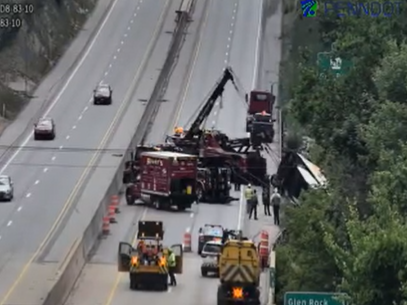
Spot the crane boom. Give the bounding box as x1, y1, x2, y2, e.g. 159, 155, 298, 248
184, 67, 236, 140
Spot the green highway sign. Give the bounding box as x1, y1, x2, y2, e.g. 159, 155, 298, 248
317, 52, 353, 76
284, 292, 347, 305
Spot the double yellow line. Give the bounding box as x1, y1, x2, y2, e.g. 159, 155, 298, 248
0, 1, 170, 304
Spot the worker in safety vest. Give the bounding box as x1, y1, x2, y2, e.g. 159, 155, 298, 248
245, 184, 254, 213
167, 248, 177, 286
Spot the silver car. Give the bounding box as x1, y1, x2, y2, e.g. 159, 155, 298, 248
200, 240, 222, 277
0, 175, 13, 201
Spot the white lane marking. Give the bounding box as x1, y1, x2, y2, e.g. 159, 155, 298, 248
72, 125, 76, 130
227, 44, 230, 49
224, 59, 227, 64
104, 72, 108, 76
214, 111, 217, 115
113, 55, 117, 60
252, 0, 263, 89
26, 193, 31, 198
0, 0, 120, 175
17, 206, 22, 212
137, 6, 140, 10
190, 213, 194, 218
83, 106, 88, 112
43, 168, 48, 173
7, 221, 12, 227
117, 48, 121, 52
186, 227, 191, 233
130, 20, 134, 23
66, 135, 70, 140
232, 15, 235, 19
121, 41, 124, 44
109, 64, 112, 69
225, 52, 228, 57
78, 115, 82, 120
127, 26, 130, 30
212, 120, 216, 124
52, 156, 56, 161
124, 33, 128, 37
237, 187, 244, 230
235, 1, 237, 5
168, 287, 172, 293
34, 180, 39, 185
59, 146, 63, 150
228, 37, 231, 41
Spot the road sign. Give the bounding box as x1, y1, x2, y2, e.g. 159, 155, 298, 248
284, 292, 347, 305
317, 52, 353, 76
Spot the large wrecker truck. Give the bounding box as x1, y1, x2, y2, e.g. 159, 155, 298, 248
123, 67, 272, 205
124, 150, 198, 210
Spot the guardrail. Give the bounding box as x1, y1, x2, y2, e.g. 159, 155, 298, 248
41, 2, 195, 304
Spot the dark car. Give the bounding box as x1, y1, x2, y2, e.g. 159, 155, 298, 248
197, 224, 224, 255
93, 83, 112, 105
34, 117, 55, 140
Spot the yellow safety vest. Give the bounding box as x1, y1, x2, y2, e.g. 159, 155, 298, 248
245, 188, 253, 200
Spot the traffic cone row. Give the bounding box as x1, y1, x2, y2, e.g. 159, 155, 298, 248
102, 195, 121, 235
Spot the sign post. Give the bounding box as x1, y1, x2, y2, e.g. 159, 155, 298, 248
284, 292, 347, 305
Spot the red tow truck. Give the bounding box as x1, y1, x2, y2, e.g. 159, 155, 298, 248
245, 90, 276, 145
125, 151, 198, 211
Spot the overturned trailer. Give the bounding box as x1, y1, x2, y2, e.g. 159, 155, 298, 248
271, 151, 327, 202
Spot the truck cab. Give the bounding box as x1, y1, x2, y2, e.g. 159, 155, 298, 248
246, 90, 276, 144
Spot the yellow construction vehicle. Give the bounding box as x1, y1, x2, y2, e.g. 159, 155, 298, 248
117, 221, 183, 291
217, 238, 261, 305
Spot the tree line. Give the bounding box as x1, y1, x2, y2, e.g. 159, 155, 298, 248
276, 5, 407, 305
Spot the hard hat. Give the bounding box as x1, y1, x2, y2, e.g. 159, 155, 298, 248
248, 184, 251, 188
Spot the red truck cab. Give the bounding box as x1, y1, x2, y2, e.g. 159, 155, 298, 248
247, 90, 274, 115
138, 151, 198, 211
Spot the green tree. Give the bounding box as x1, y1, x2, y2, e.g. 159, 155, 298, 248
324, 191, 407, 305
276, 190, 340, 304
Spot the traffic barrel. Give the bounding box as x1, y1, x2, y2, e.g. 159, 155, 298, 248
111, 195, 120, 213
259, 230, 269, 269
102, 217, 110, 235
108, 205, 117, 223
183, 232, 192, 252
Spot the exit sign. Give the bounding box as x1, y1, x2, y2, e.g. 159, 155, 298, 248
284, 292, 347, 305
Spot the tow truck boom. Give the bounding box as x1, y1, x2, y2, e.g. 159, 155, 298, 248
184, 67, 238, 140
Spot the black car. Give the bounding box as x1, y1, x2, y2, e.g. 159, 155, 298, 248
93, 83, 112, 105
197, 224, 224, 254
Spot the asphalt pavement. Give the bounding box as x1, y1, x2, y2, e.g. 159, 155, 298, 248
0, 0, 172, 302
64, 1, 272, 305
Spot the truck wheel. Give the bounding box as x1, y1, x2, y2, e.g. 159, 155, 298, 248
126, 195, 134, 205
154, 199, 161, 210
201, 269, 207, 277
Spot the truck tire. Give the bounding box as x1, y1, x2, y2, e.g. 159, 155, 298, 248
201, 269, 208, 277
126, 194, 134, 205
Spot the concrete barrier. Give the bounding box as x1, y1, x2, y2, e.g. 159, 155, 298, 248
267, 251, 276, 305
41, 3, 195, 305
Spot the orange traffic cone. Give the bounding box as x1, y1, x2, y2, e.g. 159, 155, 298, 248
102, 217, 110, 235
111, 195, 120, 213
183, 232, 192, 252
108, 205, 117, 223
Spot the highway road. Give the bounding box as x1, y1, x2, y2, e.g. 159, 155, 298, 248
0, 0, 173, 302
64, 1, 271, 305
